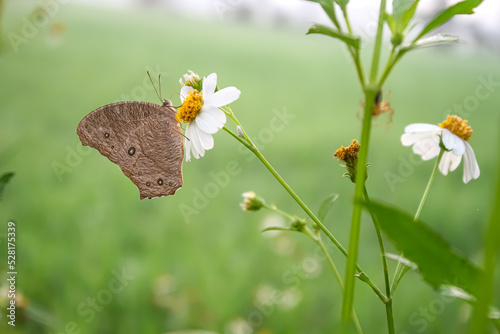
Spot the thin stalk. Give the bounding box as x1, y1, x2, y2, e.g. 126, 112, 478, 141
223, 111, 386, 303
364, 187, 395, 334
341, 87, 378, 324
342, 9, 366, 90
262, 203, 296, 222
302, 227, 364, 334
343, 9, 354, 35
414, 148, 444, 221
348, 48, 366, 91
377, 46, 398, 87
369, 0, 387, 84
391, 148, 445, 293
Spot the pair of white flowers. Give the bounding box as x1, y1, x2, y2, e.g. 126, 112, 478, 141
176, 71, 479, 184
177, 71, 240, 161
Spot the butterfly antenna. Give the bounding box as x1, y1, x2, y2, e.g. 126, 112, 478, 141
147, 71, 162, 103
158, 74, 163, 101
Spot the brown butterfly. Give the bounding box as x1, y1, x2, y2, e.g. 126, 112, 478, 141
76, 99, 184, 199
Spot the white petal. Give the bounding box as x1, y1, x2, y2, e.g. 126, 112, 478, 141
411, 135, 440, 160
184, 134, 191, 162
189, 124, 205, 159
441, 130, 465, 156
185, 123, 200, 160
404, 123, 442, 133
402, 131, 436, 146
420, 140, 441, 160
202, 73, 217, 100
195, 106, 226, 134
202, 105, 226, 126
462, 141, 480, 183
193, 125, 214, 150
439, 151, 460, 175
204, 87, 241, 107
449, 153, 462, 172
180, 86, 194, 103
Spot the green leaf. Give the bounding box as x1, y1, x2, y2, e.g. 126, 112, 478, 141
0, 172, 14, 200
307, 24, 360, 49
317, 194, 339, 222
385, 253, 417, 269
364, 201, 483, 297
305, 0, 340, 29
334, 0, 349, 11
415, 0, 483, 41
385, 13, 397, 34
400, 0, 419, 32
402, 33, 459, 52
393, 0, 418, 22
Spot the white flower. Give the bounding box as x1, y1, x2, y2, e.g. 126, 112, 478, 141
401, 115, 480, 183
177, 73, 240, 161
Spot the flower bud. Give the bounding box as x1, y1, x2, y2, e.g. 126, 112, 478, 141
334, 139, 365, 183
240, 191, 264, 211
179, 70, 202, 91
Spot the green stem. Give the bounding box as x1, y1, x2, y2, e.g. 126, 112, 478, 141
342, 9, 366, 90
348, 48, 366, 91
391, 148, 445, 293
263, 203, 296, 222
302, 227, 363, 334
341, 86, 378, 324
414, 148, 444, 221
224, 110, 386, 303
369, 0, 387, 84
363, 187, 395, 334
342, 0, 387, 324
377, 46, 397, 87
222, 126, 252, 150
343, 10, 354, 35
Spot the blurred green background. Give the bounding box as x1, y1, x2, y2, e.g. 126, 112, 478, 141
1, 1, 500, 333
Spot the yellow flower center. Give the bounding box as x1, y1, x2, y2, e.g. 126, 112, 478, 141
176, 90, 203, 123
334, 139, 360, 164
438, 115, 473, 141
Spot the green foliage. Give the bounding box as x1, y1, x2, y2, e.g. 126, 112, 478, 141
306, 24, 360, 49
414, 0, 483, 41
364, 201, 483, 298
317, 194, 339, 222
334, 0, 349, 12
402, 33, 459, 52
305, 0, 340, 28
0, 171, 14, 200
387, 0, 419, 46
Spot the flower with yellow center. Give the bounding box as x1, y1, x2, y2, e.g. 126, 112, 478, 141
401, 115, 479, 183
178, 72, 241, 161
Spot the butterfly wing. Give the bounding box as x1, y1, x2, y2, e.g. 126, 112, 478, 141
77, 100, 183, 199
